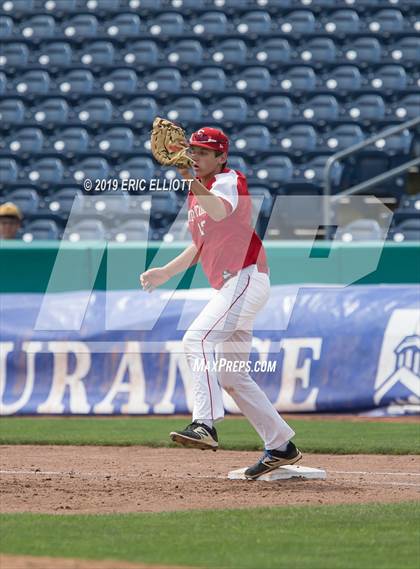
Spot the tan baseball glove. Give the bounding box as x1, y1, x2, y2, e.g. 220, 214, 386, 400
150, 117, 195, 168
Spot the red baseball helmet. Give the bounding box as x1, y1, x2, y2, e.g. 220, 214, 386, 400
189, 127, 229, 154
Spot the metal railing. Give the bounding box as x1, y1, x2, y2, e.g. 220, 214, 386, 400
322, 115, 420, 235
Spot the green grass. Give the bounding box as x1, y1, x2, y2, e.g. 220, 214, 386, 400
0, 417, 419, 454
1, 503, 419, 569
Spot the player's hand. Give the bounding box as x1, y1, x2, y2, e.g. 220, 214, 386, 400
139, 267, 171, 293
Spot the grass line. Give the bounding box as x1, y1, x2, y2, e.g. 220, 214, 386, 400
0, 417, 419, 454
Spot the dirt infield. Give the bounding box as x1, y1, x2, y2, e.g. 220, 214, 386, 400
1, 445, 419, 514
0, 555, 192, 569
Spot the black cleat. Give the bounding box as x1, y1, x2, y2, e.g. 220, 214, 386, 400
170, 421, 218, 451
244, 442, 302, 479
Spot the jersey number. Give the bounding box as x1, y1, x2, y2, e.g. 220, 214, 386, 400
197, 220, 206, 236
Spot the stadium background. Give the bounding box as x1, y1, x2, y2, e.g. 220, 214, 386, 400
0, 1, 419, 568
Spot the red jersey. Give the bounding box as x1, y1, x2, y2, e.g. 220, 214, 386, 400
187, 168, 269, 289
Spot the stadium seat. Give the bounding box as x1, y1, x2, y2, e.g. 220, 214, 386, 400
227, 155, 249, 174
236, 10, 272, 35
51, 128, 90, 154
65, 219, 106, 241
76, 98, 115, 124
105, 13, 141, 37
80, 194, 131, 219
266, 192, 324, 240
393, 194, 420, 225
45, 187, 81, 217
2, 0, 34, 13
253, 0, 292, 7
388, 219, 420, 242
71, 157, 110, 183
250, 156, 294, 186
162, 219, 189, 243
113, 220, 150, 242
211, 39, 247, 66
20, 15, 56, 39
22, 219, 60, 241
165, 97, 204, 123
126, 0, 162, 8
190, 67, 226, 94
27, 158, 64, 185
367, 129, 412, 156
323, 10, 360, 34
343, 37, 382, 65
63, 15, 98, 38
276, 124, 317, 156
31, 98, 70, 125
231, 126, 271, 154
0, 158, 18, 184
324, 65, 362, 92
354, 135, 410, 192
299, 95, 339, 123
95, 127, 134, 154
86, 0, 121, 11
390, 37, 420, 65
278, 66, 317, 93
119, 97, 158, 124
169, 0, 207, 9
102, 69, 138, 94
233, 67, 271, 94
369, 65, 407, 92
392, 94, 420, 120
4, 188, 40, 216
1, 43, 29, 68
5, 128, 44, 154
148, 12, 185, 36
367, 9, 404, 33
292, 155, 343, 190
117, 157, 155, 181
36, 42, 73, 67
123, 41, 159, 66
336, 219, 384, 242
150, 193, 179, 222
79, 42, 115, 66
298, 38, 337, 64
208, 96, 249, 124
42, 0, 77, 11
254, 96, 293, 123
0, 16, 13, 39
58, 70, 94, 95
166, 40, 203, 67
13, 71, 51, 96
0, 98, 26, 125
276, 10, 316, 34
145, 68, 182, 94
252, 38, 291, 65
191, 12, 228, 36
346, 95, 386, 122
323, 124, 365, 151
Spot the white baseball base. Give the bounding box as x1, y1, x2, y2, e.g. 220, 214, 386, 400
228, 465, 327, 481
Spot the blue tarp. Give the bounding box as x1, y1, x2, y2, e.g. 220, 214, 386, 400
1, 285, 419, 416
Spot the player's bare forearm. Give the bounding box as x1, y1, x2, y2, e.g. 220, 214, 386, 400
178, 169, 227, 222
163, 243, 200, 278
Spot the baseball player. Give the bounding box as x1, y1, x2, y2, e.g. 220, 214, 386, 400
140, 127, 302, 479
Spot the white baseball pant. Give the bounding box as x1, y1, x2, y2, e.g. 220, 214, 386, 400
182, 264, 295, 450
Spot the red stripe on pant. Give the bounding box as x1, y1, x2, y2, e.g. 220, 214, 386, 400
200, 275, 251, 421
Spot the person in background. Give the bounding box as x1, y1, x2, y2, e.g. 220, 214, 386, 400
0, 202, 23, 240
